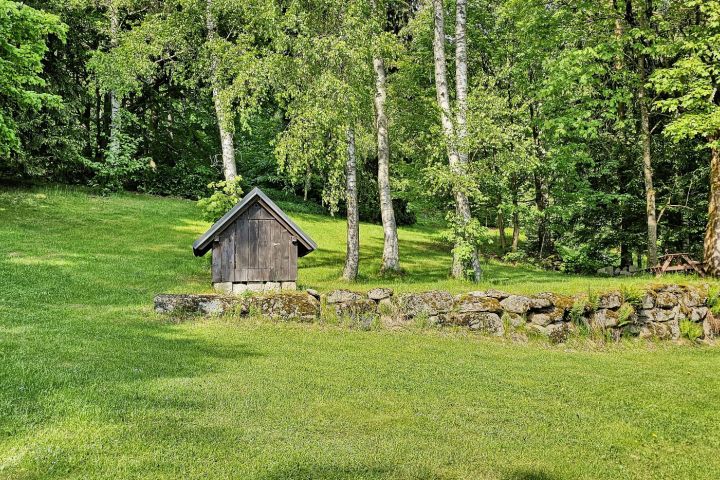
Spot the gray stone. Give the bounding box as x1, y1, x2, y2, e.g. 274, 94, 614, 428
326, 289, 363, 304
655, 291, 679, 308
397, 291, 454, 319
546, 322, 569, 336
681, 288, 703, 308
641, 294, 655, 309
529, 294, 553, 310
528, 312, 552, 327
484, 289, 510, 299
504, 312, 525, 328
628, 265, 639, 273
368, 287, 393, 301
263, 282, 281, 293
597, 266, 615, 276
213, 282, 233, 294
306, 289, 321, 300
250, 293, 320, 322
639, 308, 676, 323
592, 309, 619, 328
232, 283, 248, 295
598, 292, 622, 309
526, 323, 548, 335
247, 282, 264, 293
467, 312, 504, 336
281, 281, 297, 291
154, 294, 233, 316
455, 294, 502, 313
500, 295, 532, 314
690, 307, 708, 322
669, 319, 681, 340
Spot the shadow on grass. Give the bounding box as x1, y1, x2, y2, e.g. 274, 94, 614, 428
503, 470, 561, 480
258, 462, 396, 480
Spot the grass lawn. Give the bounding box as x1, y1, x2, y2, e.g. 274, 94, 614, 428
1, 186, 720, 479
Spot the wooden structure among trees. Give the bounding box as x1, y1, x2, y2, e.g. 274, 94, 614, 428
650, 253, 705, 277
193, 188, 317, 293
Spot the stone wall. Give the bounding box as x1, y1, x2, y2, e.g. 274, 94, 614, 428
154, 284, 719, 342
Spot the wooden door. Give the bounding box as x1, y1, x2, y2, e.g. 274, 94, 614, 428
233, 203, 297, 282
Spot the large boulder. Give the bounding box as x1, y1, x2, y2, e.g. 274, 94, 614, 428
334, 298, 378, 327
397, 290, 454, 320
598, 292, 622, 310
454, 294, 502, 314
528, 312, 552, 327
326, 289, 363, 304
500, 295, 532, 314
655, 291, 679, 308
680, 287, 704, 308
368, 287, 393, 301
467, 312, 504, 336
484, 289, 510, 300
591, 308, 619, 328
154, 294, 233, 316
250, 293, 320, 322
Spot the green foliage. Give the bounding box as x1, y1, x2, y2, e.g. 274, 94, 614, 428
87, 116, 149, 193
708, 286, 720, 317
616, 303, 636, 328
0, 0, 65, 159
570, 297, 589, 327
196, 178, 244, 222
620, 285, 644, 309
679, 319, 704, 342
441, 212, 489, 280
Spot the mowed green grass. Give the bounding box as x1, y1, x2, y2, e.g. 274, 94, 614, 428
1, 186, 720, 479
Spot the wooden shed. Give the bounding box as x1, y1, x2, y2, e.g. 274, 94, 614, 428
192, 187, 316, 293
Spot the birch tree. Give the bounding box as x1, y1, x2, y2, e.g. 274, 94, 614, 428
432, 0, 482, 281
205, 0, 236, 181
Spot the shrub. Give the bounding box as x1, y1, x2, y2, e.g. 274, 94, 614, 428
679, 319, 703, 342
197, 178, 244, 222
616, 303, 636, 327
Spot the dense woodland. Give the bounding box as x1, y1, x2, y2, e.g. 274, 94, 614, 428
2, 0, 720, 279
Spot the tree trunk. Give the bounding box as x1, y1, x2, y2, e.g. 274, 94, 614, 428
637, 9, 658, 268
108, 4, 121, 159
511, 179, 520, 252
206, 0, 237, 181
705, 144, 720, 276
497, 209, 507, 252
431, 0, 481, 281
343, 128, 360, 281
303, 169, 311, 201
373, 56, 401, 273
533, 171, 549, 257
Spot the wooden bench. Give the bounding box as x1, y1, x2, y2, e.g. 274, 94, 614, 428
650, 253, 705, 277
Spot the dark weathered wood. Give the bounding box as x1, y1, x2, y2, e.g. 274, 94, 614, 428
289, 236, 298, 280
193, 187, 316, 258
219, 225, 234, 282
203, 195, 307, 283
211, 241, 221, 282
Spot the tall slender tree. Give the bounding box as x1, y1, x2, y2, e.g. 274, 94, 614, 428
432, 0, 482, 281
205, 0, 236, 181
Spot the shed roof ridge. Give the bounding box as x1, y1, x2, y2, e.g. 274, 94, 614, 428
192, 187, 317, 257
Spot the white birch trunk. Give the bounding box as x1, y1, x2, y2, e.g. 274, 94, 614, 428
373, 56, 401, 273
108, 3, 121, 159
432, 0, 481, 281
343, 128, 360, 281
206, 0, 237, 181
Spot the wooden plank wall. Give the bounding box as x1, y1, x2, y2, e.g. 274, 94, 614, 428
212, 201, 298, 283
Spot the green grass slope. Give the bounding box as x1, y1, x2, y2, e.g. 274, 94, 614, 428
1, 187, 720, 479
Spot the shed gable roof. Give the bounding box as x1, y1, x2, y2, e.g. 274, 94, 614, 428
192, 187, 317, 257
